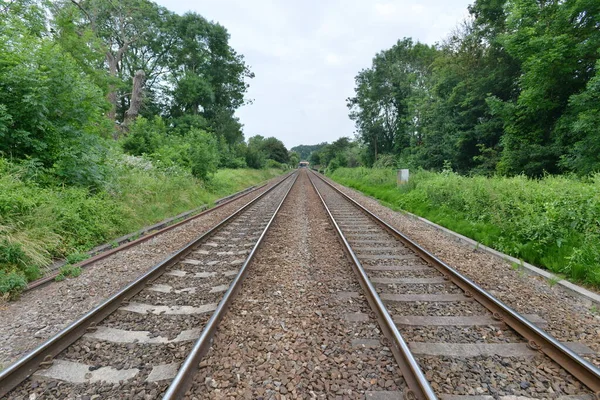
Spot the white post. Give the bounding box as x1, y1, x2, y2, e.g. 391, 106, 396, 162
397, 169, 409, 185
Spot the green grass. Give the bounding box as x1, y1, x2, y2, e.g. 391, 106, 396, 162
329, 167, 600, 288
0, 157, 284, 298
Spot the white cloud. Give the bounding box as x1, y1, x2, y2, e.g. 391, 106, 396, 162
325, 53, 342, 66
154, 0, 473, 148
374, 2, 398, 17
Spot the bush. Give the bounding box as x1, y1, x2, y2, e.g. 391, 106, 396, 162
52, 135, 112, 190
122, 116, 166, 156
0, 24, 110, 166
0, 155, 284, 298
245, 146, 266, 169
264, 159, 285, 169
329, 167, 600, 287
373, 154, 397, 168
188, 129, 219, 179
0, 271, 27, 300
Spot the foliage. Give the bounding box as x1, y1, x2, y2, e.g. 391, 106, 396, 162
51, 0, 252, 143
288, 151, 300, 167
307, 137, 363, 171
55, 263, 81, 281
330, 167, 600, 287
246, 135, 290, 167
347, 0, 600, 176
122, 116, 166, 156
0, 271, 27, 300
264, 159, 285, 170
0, 12, 111, 168
188, 129, 219, 179
290, 143, 327, 160
0, 155, 283, 297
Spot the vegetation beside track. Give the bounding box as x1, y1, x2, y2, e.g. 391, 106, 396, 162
0, 156, 284, 298
329, 167, 600, 288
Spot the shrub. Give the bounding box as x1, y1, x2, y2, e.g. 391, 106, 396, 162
373, 154, 397, 168
188, 129, 219, 179
329, 167, 600, 287
0, 271, 27, 300
265, 159, 284, 169
122, 116, 166, 156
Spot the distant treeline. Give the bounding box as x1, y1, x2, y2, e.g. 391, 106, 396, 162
348, 0, 600, 176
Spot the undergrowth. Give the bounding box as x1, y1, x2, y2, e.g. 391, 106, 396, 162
329, 167, 600, 288
0, 156, 284, 298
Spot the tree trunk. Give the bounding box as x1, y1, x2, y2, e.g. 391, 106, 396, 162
124, 70, 145, 126
106, 52, 118, 122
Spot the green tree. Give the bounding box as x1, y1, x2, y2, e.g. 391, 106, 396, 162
348, 39, 437, 165
0, 12, 110, 167
288, 151, 300, 167
188, 129, 219, 179
493, 0, 600, 176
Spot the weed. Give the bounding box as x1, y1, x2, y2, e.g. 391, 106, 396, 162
329, 167, 600, 287
66, 252, 89, 265
0, 158, 283, 298
547, 275, 562, 287
55, 264, 82, 281
590, 305, 599, 315
0, 271, 27, 300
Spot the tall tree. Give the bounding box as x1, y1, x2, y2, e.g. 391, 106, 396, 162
492, 0, 600, 175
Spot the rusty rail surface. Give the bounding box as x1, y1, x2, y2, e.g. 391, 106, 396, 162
310, 169, 600, 395
0, 172, 297, 398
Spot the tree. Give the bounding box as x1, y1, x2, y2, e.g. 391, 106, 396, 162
288, 151, 300, 167
290, 143, 327, 160
261, 137, 289, 163
0, 12, 110, 166
188, 129, 219, 179
347, 39, 437, 166
56, 0, 167, 122
493, 0, 600, 175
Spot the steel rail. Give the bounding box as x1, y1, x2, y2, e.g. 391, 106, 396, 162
25, 172, 293, 291
0, 172, 297, 398
162, 172, 299, 398
310, 170, 600, 394
307, 171, 437, 400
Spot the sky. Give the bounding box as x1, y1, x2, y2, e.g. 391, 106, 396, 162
155, 0, 473, 149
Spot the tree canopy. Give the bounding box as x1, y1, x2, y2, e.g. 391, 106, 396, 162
348, 0, 600, 176
0, 0, 293, 185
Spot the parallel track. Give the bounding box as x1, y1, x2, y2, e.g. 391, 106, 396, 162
0, 172, 298, 399
3, 168, 598, 399
25, 172, 292, 292
308, 170, 600, 399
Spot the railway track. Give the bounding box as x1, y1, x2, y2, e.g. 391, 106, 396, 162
0, 172, 298, 399
308, 170, 600, 399
25, 173, 292, 292
2, 168, 599, 399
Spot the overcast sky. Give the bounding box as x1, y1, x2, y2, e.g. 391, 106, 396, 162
155, 0, 472, 149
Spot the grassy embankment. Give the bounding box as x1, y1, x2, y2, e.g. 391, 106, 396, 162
0, 157, 284, 297
329, 167, 600, 288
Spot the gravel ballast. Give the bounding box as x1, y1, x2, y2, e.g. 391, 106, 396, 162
320, 173, 600, 363
311, 172, 594, 398
0, 174, 287, 371
5, 174, 296, 399
185, 170, 406, 399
